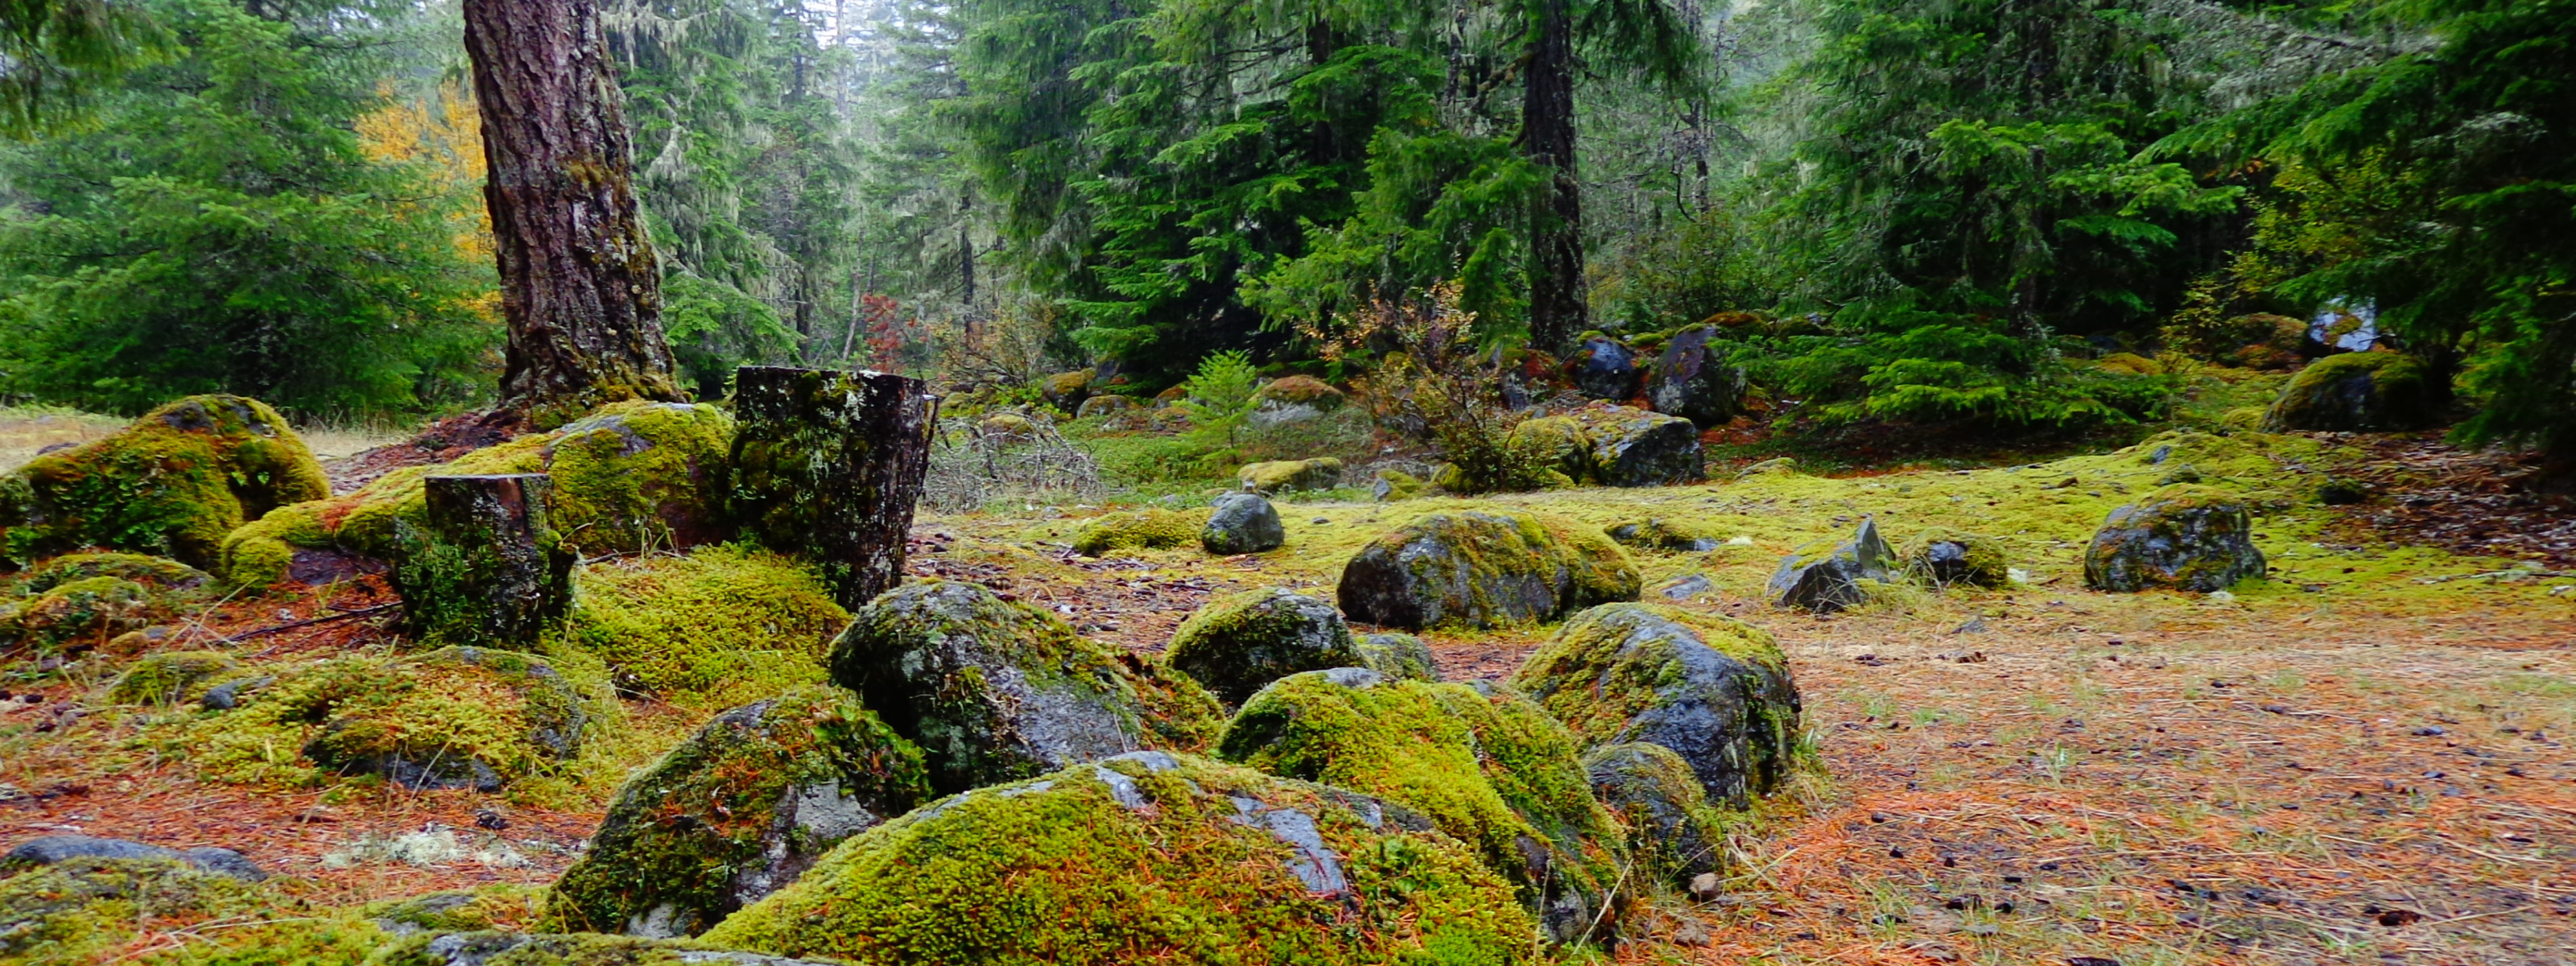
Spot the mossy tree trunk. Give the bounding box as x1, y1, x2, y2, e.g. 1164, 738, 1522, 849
396, 473, 574, 647
729, 366, 935, 609
1523, 0, 1586, 355
464, 0, 685, 426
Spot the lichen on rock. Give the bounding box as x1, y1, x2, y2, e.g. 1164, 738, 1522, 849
1511, 603, 1802, 809
2083, 485, 2268, 592
1356, 632, 1438, 682
1217, 670, 1632, 945
1236, 458, 1343, 495
545, 687, 929, 939
1337, 510, 1640, 630
701, 752, 1537, 965
1605, 518, 1722, 553
827, 580, 1222, 794
1166, 588, 1360, 705
1, 394, 327, 569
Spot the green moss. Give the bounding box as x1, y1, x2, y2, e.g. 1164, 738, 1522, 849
2, 576, 155, 656
1511, 604, 1785, 742
1900, 527, 2009, 588
1252, 375, 1346, 410
1356, 633, 1437, 681
1040, 369, 1095, 408
361, 884, 546, 935
369, 931, 809, 966
1340, 510, 1641, 630
701, 753, 1537, 965
1070, 507, 1207, 556
545, 686, 929, 938
1166, 588, 1359, 705
0, 857, 271, 963
2095, 352, 2165, 376
1580, 742, 1730, 886
2, 395, 327, 568
1373, 469, 1427, 502
1602, 518, 1719, 554
1505, 417, 1591, 485
12, 552, 208, 596
2264, 351, 2444, 432
550, 544, 848, 704
1216, 672, 1628, 943
1237, 458, 1343, 495
109, 651, 240, 706
159, 646, 591, 791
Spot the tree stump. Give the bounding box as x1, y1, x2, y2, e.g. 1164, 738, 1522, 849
395, 473, 574, 647
729, 367, 935, 610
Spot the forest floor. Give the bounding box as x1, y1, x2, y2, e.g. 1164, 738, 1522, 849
2, 414, 2570, 964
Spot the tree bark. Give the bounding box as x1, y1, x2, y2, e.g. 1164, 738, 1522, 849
464, 0, 685, 426
729, 366, 936, 609
1524, 0, 1587, 355
397, 473, 574, 647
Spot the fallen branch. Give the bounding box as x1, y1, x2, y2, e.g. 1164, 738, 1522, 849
219, 604, 397, 643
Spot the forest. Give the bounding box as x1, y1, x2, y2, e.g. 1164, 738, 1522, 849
0, 0, 2570, 964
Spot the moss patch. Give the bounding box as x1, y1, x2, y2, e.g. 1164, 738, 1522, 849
545, 686, 929, 938
2264, 351, 2444, 432
1, 395, 326, 569
1166, 588, 1360, 705
551, 545, 848, 704
1069, 507, 1207, 557
702, 753, 1537, 964
1337, 510, 1641, 630
0, 857, 275, 963
1237, 458, 1343, 495
108, 651, 240, 706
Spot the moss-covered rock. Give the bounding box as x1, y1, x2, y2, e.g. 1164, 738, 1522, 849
551, 545, 849, 703
827, 580, 1223, 794
2263, 351, 2445, 432
1504, 415, 1592, 484
167, 646, 592, 791
1250, 375, 1346, 411
1216, 671, 1630, 945
702, 752, 1536, 965
1356, 632, 1438, 682
1166, 588, 1360, 706
1564, 405, 1704, 487
2095, 352, 2165, 376
1582, 742, 1729, 886
215, 401, 735, 588
1337, 510, 1640, 630
1510, 603, 1801, 809
108, 650, 239, 705
1069, 507, 1205, 557
1644, 325, 1747, 427
2083, 485, 2268, 593
1765, 517, 1894, 613
1236, 457, 1342, 495
1902, 528, 2009, 588
1369, 469, 1426, 502
373, 930, 845, 966
1604, 518, 1722, 553
1038, 369, 1094, 410
0, 576, 153, 656
0, 395, 326, 569
546, 687, 930, 938
1072, 394, 1135, 419
1200, 492, 1284, 555
0, 857, 270, 962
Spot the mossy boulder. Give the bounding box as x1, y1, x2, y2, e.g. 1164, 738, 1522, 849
977, 412, 1039, 440
1356, 632, 1438, 682
1038, 369, 1094, 409
2263, 351, 2445, 432
1505, 415, 1592, 483
827, 580, 1223, 795
2083, 485, 2268, 593
108, 650, 240, 705
373, 931, 844, 966
0, 857, 270, 961
1369, 469, 1426, 502
1644, 325, 1748, 427
2095, 352, 2165, 376
700, 752, 1536, 964
1069, 507, 1205, 556
1766, 517, 1894, 613
169, 646, 592, 791
1605, 518, 1722, 553
1338, 510, 1640, 630
0, 576, 154, 656
9, 551, 208, 596
216, 401, 735, 588
0, 395, 326, 569
551, 545, 849, 702
1217, 671, 1631, 945
1512, 603, 1801, 809
1583, 742, 1730, 885
1166, 588, 1360, 706
1200, 492, 1284, 555
1072, 394, 1135, 419
546, 687, 930, 938
1565, 405, 1704, 487
1250, 375, 1346, 411
1237, 457, 1342, 495
1563, 335, 1642, 401
1902, 528, 2009, 588
5, 835, 265, 881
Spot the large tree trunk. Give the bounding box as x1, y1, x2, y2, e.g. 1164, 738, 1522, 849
1524, 0, 1587, 355
464, 0, 684, 426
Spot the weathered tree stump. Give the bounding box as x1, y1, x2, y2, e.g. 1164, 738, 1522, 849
729, 367, 935, 609
394, 473, 575, 647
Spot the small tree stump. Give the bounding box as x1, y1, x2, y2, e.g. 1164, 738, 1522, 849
729, 366, 935, 609
395, 473, 574, 646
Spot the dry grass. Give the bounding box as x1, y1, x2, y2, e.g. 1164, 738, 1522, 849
0, 405, 127, 473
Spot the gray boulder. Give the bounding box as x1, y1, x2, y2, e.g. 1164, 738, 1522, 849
1356, 633, 1439, 681
2083, 485, 2268, 592
1766, 517, 1894, 612
1645, 326, 1747, 427
2, 835, 265, 881
826, 580, 1224, 794
1583, 742, 1729, 884
1199, 493, 1284, 555
1564, 336, 1642, 401
544, 687, 931, 938
1165, 588, 1360, 705
1512, 603, 1802, 808
1337, 510, 1640, 630
1570, 406, 1704, 487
